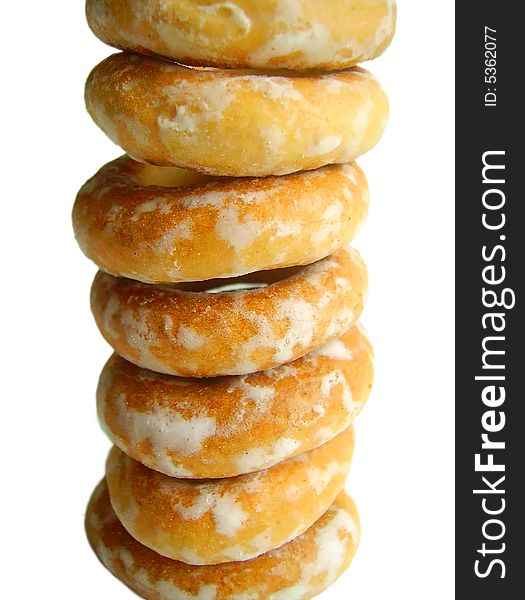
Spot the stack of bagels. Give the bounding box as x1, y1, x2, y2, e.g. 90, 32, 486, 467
75, 2, 396, 599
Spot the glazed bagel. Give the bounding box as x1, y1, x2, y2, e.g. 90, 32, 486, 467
85, 52, 389, 176
73, 156, 369, 283
91, 247, 367, 377
98, 325, 373, 478
87, 480, 360, 600
86, 0, 396, 71
105, 427, 354, 564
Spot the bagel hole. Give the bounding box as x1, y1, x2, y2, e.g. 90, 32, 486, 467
172, 266, 302, 293
136, 165, 217, 188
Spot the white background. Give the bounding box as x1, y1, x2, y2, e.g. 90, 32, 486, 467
1, 2, 454, 599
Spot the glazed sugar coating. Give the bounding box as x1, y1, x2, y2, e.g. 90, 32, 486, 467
105, 427, 354, 565
86, 0, 396, 71
90, 247, 368, 377
73, 156, 369, 284
87, 480, 360, 600
98, 325, 373, 478
85, 52, 389, 176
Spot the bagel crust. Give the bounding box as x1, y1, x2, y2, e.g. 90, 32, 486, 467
105, 427, 354, 565
85, 52, 389, 176
98, 325, 373, 478
86, 0, 396, 71
91, 247, 367, 377
87, 480, 360, 600
73, 156, 369, 283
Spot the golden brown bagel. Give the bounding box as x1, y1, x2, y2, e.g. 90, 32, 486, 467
97, 325, 373, 478
105, 427, 354, 564
85, 52, 389, 176
73, 156, 369, 283
86, 480, 360, 600
90, 247, 367, 377
86, 0, 396, 71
